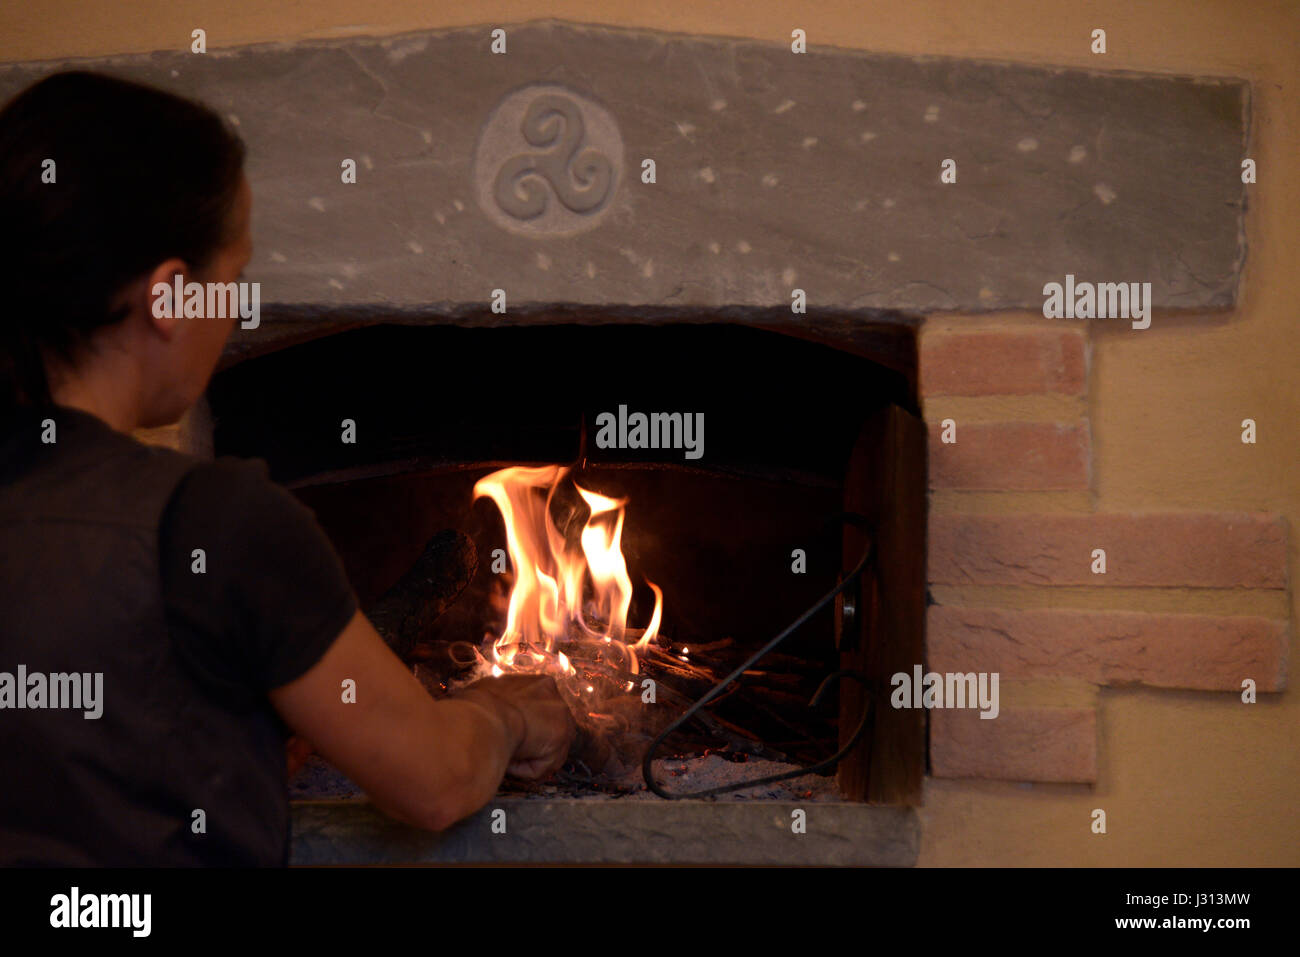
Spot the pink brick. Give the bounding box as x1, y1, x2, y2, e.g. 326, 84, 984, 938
929, 606, 1288, 691
930, 706, 1097, 783
921, 328, 1087, 396
928, 513, 1287, 588
929, 422, 1090, 490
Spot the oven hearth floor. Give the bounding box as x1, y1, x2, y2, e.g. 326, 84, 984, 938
291, 754, 844, 802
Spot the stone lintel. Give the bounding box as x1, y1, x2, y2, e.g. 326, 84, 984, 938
0, 19, 1249, 358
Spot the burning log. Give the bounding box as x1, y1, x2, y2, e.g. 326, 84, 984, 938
367, 529, 478, 659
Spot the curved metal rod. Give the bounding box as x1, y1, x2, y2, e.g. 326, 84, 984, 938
642, 517, 876, 799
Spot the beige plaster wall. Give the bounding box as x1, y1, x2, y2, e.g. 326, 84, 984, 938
4, 0, 1295, 866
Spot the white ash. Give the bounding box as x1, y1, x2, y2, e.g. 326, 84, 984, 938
519, 754, 842, 802
291, 754, 842, 802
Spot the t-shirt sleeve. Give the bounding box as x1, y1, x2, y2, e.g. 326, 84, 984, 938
159, 457, 359, 698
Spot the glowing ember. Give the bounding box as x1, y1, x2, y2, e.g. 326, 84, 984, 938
469, 465, 664, 713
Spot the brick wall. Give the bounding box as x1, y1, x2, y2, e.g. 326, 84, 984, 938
921, 323, 1290, 784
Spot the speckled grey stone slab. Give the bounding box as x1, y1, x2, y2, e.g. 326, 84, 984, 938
0, 19, 1248, 332
290, 798, 921, 866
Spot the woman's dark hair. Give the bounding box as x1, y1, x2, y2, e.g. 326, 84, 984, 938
0, 70, 246, 415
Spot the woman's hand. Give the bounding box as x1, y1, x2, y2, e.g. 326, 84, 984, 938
455, 675, 576, 780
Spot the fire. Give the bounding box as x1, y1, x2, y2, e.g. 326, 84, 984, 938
471, 465, 663, 707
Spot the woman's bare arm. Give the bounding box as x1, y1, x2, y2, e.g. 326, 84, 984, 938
268, 609, 545, 832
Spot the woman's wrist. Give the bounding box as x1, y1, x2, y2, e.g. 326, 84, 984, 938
452, 686, 525, 752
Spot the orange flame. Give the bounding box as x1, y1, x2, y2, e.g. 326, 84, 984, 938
472, 466, 663, 699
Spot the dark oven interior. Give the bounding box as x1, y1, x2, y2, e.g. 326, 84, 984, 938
206, 320, 926, 805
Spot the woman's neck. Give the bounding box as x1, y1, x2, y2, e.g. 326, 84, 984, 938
47, 360, 145, 434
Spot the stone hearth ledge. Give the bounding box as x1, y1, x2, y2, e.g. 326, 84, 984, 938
290, 798, 921, 866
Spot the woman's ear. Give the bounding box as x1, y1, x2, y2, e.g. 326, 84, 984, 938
140, 257, 191, 341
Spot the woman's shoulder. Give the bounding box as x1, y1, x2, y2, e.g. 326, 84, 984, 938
164, 454, 318, 543
171, 454, 273, 498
